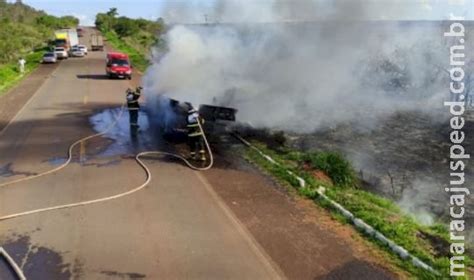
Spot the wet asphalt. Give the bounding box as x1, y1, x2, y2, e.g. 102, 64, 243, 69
0, 28, 283, 279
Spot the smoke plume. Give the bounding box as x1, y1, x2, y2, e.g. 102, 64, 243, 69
144, 0, 452, 133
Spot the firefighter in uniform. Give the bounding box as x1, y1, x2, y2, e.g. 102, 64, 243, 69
187, 107, 206, 161
126, 86, 142, 136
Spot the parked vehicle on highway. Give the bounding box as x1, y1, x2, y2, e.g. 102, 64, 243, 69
42, 52, 57, 63
106, 52, 132, 80
77, 45, 88, 55
91, 34, 104, 51
54, 29, 79, 52
54, 47, 68, 59
70, 46, 85, 57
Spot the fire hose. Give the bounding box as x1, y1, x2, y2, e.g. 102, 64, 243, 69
0, 102, 214, 221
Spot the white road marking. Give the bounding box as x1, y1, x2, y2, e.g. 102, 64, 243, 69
195, 171, 287, 280
0, 65, 62, 138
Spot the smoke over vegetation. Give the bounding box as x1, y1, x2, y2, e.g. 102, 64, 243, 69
143, 1, 473, 226
144, 0, 454, 133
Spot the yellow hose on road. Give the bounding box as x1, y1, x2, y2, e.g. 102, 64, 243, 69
0, 104, 213, 221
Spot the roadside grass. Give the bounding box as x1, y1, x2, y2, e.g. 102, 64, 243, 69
243, 140, 472, 279
103, 31, 149, 73
0, 47, 48, 97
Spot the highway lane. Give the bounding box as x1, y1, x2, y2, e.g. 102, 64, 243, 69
0, 29, 283, 279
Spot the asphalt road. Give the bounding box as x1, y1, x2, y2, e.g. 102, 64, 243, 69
0, 28, 400, 280
0, 29, 283, 279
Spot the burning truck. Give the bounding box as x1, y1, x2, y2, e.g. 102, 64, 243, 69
145, 95, 238, 142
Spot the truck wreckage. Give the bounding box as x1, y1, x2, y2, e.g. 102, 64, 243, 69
145, 97, 238, 142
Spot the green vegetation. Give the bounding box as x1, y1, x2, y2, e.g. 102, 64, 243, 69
95, 8, 167, 72
243, 140, 473, 279
0, 48, 47, 95
0, 0, 78, 95
0, 0, 78, 63
292, 151, 358, 188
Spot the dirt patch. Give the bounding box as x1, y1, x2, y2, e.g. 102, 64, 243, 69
302, 164, 334, 186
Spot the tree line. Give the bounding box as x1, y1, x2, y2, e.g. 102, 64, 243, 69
95, 8, 166, 54
0, 0, 79, 63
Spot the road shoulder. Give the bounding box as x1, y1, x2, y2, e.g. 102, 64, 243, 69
202, 145, 408, 279
0, 63, 59, 133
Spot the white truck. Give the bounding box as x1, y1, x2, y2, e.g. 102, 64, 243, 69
54, 29, 79, 52
91, 34, 104, 51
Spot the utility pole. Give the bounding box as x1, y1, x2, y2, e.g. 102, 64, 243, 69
204, 14, 208, 24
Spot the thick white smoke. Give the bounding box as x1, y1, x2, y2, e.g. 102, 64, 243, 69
144, 0, 451, 132
141, 1, 474, 228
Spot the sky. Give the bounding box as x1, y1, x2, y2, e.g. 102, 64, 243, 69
14, 0, 474, 25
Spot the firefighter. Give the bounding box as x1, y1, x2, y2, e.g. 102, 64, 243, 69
126, 87, 142, 136
187, 107, 206, 161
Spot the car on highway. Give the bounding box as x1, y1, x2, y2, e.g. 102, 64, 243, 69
54, 47, 68, 59
77, 44, 88, 55
106, 52, 132, 80
70, 46, 85, 57
42, 52, 57, 63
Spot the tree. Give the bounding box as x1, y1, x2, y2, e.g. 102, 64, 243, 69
95, 8, 117, 32
106, 7, 118, 18
94, 8, 167, 56
59, 16, 79, 27
114, 16, 139, 38
96, 13, 114, 31
36, 15, 57, 27
0, 0, 77, 63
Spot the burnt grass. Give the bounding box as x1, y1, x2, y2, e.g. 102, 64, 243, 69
417, 231, 451, 258
289, 109, 474, 232
234, 108, 474, 273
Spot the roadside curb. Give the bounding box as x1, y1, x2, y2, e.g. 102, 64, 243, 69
234, 134, 439, 276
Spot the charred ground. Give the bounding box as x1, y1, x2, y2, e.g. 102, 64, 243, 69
289, 109, 474, 232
